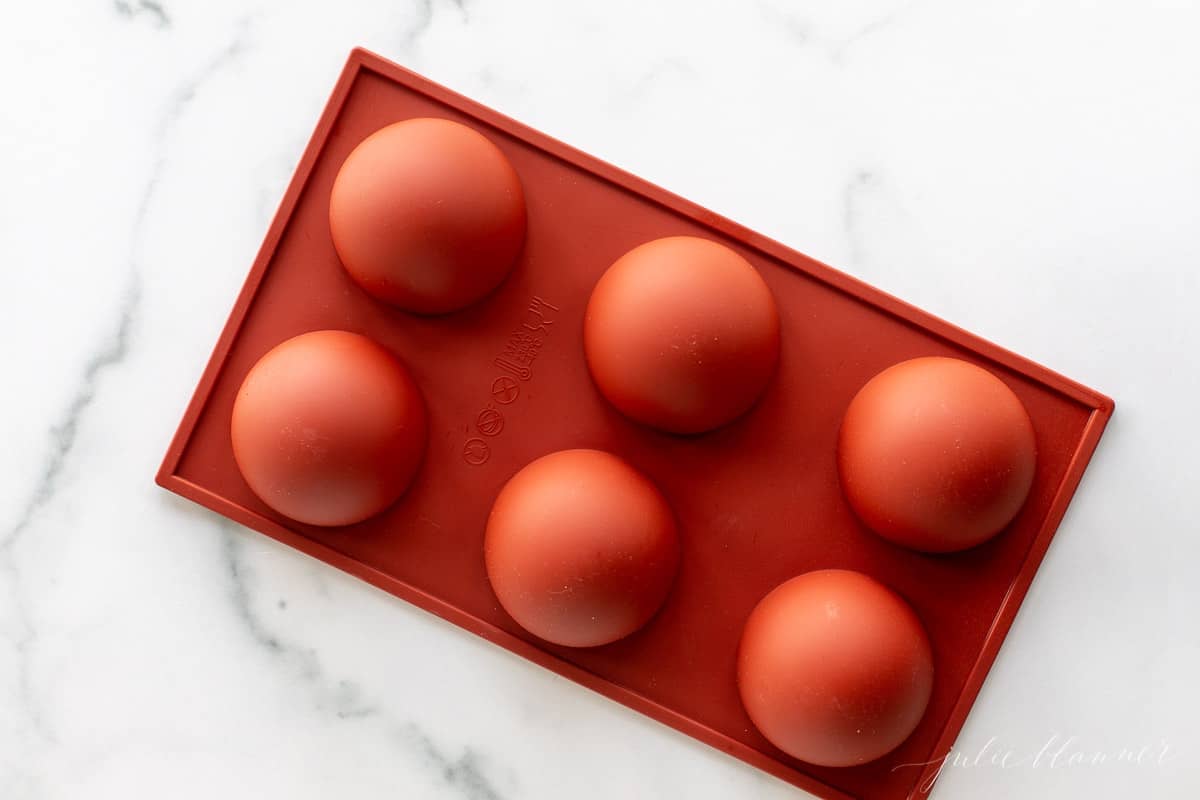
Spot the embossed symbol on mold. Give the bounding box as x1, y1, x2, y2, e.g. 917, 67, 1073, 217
494, 356, 533, 381
476, 408, 505, 437
491, 376, 520, 405
492, 296, 559, 381
462, 295, 559, 466
463, 437, 491, 466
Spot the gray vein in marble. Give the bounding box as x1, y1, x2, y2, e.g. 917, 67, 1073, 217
843, 169, 878, 269
633, 58, 697, 92
223, 527, 292, 658
755, 0, 813, 46
221, 525, 363, 714
617, 58, 698, 110
221, 524, 378, 720
399, 0, 435, 51
114, 0, 170, 29
0, 16, 251, 581
756, 0, 914, 62
0, 20, 251, 747
398, 0, 473, 52
829, 4, 912, 63
220, 523, 507, 798
0, 284, 138, 563
404, 726, 506, 800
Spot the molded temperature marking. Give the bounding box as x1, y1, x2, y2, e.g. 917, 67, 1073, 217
462, 295, 560, 466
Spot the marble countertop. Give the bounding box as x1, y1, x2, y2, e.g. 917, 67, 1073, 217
2, 1, 1198, 798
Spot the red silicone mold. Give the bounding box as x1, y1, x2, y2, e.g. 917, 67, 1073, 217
156, 48, 1113, 800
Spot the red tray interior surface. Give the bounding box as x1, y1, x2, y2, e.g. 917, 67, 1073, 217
157, 49, 1113, 800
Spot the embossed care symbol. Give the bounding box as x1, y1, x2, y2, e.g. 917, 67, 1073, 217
463, 437, 491, 466
476, 408, 505, 436
463, 296, 557, 465
491, 376, 520, 405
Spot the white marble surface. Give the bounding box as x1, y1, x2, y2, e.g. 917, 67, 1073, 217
2, 1, 1198, 798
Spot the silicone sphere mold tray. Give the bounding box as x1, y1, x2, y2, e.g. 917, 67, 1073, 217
157, 48, 1113, 800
